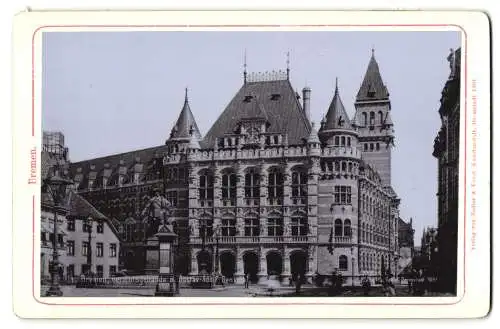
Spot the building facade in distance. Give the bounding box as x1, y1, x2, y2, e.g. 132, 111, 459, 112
70, 51, 401, 284
433, 47, 461, 294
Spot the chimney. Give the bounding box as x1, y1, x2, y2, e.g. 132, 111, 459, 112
302, 86, 311, 122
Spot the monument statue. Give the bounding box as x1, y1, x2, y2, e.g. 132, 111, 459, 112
141, 188, 174, 234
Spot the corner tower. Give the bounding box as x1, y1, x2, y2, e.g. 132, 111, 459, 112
353, 50, 394, 186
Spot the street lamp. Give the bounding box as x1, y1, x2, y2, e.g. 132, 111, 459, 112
214, 224, 221, 275
43, 163, 73, 297
350, 245, 355, 287
85, 216, 93, 275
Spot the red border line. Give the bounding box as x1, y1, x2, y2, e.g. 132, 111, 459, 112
32, 23, 467, 307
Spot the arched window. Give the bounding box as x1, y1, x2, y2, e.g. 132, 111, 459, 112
291, 214, 308, 236
291, 170, 308, 204
339, 255, 348, 270
341, 136, 346, 146
328, 161, 333, 172
341, 161, 347, 172
379, 111, 384, 124
344, 219, 352, 236
334, 136, 340, 146
334, 161, 340, 172
376, 143, 380, 151
370, 143, 374, 151
268, 168, 284, 203
222, 172, 237, 203
361, 222, 365, 242
245, 169, 260, 199
267, 215, 283, 236
244, 215, 260, 236
348, 162, 353, 173
369, 111, 375, 125
199, 171, 214, 201
362, 112, 368, 126
347, 137, 351, 147
334, 218, 343, 236
364, 143, 368, 151
221, 217, 236, 236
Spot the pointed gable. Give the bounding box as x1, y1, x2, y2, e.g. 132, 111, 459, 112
356, 50, 389, 102
168, 89, 202, 141
320, 80, 352, 131
202, 79, 310, 147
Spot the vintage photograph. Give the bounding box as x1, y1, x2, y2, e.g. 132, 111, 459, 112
40, 30, 461, 298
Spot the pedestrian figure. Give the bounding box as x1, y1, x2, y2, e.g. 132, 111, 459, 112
244, 273, 249, 289
295, 274, 302, 294
362, 276, 371, 296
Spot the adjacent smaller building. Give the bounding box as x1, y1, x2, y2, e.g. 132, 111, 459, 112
397, 217, 414, 275
41, 141, 121, 282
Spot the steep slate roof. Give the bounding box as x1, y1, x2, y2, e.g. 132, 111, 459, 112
201, 79, 311, 148
320, 79, 352, 131
69, 144, 168, 178
168, 89, 202, 141
356, 51, 390, 102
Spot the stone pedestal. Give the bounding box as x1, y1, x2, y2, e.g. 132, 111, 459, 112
154, 225, 179, 296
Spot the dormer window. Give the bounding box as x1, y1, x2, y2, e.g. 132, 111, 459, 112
270, 93, 281, 101
244, 95, 253, 102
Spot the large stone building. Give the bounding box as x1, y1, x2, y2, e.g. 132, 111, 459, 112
397, 217, 415, 275
69, 51, 401, 284
433, 47, 461, 293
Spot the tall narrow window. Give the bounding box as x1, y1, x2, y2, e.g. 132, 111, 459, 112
379, 111, 384, 124
344, 219, 352, 236
222, 172, 237, 201
339, 255, 348, 270
245, 169, 260, 199
334, 218, 343, 236
341, 136, 346, 146
370, 111, 375, 125
347, 137, 351, 147
199, 217, 213, 238
166, 190, 178, 207
291, 170, 308, 204
96, 242, 104, 257
362, 112, 368, 126
199, 172, 214, 201
334, 136, 340, 146
268, 169, 284, 203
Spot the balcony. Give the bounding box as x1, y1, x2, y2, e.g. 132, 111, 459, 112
334, 236, 352, 244
189, 235, 315, 245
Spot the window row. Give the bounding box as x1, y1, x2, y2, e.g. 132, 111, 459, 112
360, 111, 385, 127
66, 218, 104, 234
197, 216, 308, 237
359, 254, 390, 271
363, 142, 381, 152
199, 170, 308, 201
67, 264, 117, 278
333, 135, 352, 147
321, 160, 357, 174
334, 219, 352, 237
65, 240, 117, 258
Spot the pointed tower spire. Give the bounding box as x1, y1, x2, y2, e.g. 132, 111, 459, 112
319, 78, 352, 132
167, 89, 202, 142
243, 49, 248, 84
286, 51, 290, 80
356, 48, 389, 101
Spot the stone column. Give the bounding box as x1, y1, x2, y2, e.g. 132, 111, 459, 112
283, 247, 291, 276
258, 246, 267, 281
190, 248, 198, 275
235, 246, 244, 284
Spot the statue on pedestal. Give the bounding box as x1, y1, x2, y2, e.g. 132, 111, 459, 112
141, 188, 174, 235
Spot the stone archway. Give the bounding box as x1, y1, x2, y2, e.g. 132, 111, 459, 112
290, 249, 308, 283
197, 250, 213, 274
243, 251, 259, 283
266, 251, 283, 276
220, 251, 236, 278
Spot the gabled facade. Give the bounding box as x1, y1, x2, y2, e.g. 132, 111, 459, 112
68, 53, 401, 284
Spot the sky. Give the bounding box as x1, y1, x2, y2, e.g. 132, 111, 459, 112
42, 31, 461, 246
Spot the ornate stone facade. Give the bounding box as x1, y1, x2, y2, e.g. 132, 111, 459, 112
69, 51, 400, 284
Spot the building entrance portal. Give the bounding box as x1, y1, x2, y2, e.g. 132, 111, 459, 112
266, 251, 283, 276
243, 252, 259, 283
197, 250, 213, 274
220, 252, 236, 278
290, 250, 307, 283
